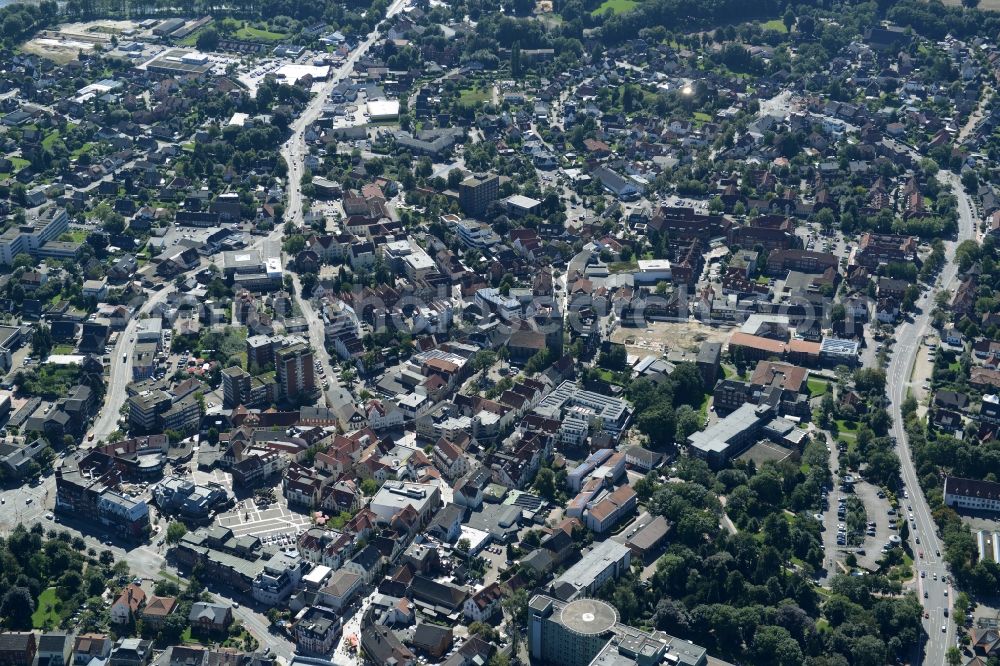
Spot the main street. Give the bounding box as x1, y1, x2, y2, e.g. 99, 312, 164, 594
887, 170, 975, 666
280, 0, 410, 228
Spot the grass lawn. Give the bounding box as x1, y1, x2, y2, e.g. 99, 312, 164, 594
886, 551, 914, 582
41, 130, 62, 151
760, 18, 788, 32
10, 156, 29, 171
52, 344, 76, 355
236, 25, 288, 41
60, 229, 88, 243
835, 419, 858, 434
594, 368, 628, 386
458, 87, 491, 105
693, 111, 712, 123
607, 259, 639, 273
158, 569, 184, 585
32, 588, 60, 629
71, 143, 95, 158
807, 377, 829, 396
591, 0, 638, 15
698, 392, 711, 422
179, 26, 207, 46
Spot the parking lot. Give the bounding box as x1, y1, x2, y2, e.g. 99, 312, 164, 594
821, 453, 898, 576
216, 496, 311, 543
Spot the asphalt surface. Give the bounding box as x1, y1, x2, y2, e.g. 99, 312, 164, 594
279, 0, 410, 228
90, 285, 176, 441
887, 170, 975, 665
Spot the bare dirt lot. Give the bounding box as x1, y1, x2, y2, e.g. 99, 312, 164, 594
22, 20, 140, 63
611, 320, 731, 359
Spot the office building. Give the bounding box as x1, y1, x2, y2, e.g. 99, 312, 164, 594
535, 381, 632, 437
549, 540, 631, 601
222, 250, 283, 291
127, 389, 172, 431
686, 403, 774, 467
0, 206, 71, 265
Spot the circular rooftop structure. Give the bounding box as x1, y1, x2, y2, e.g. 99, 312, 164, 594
560, 598, 618, 636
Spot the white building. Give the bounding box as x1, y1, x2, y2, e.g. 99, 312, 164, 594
369, 481, 441, 525
634, 259, 672, 284
944, 476, 1000, 513
0, 206, 70, 264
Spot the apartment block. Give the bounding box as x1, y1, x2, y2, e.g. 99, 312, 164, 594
275, 342, 315, 399
459, 173, 499, 217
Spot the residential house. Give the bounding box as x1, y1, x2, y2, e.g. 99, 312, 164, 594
36, 633, 72, 666
187, 603, 232, 634
140, 596, 177, 630
110, 585, 146, 626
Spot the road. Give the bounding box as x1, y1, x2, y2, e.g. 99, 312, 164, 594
279, 0, 410, 228
887, 170, 975, 666
289, 273, 346, 409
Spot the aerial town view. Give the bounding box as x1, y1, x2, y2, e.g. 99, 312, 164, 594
5, 0, 1000, 664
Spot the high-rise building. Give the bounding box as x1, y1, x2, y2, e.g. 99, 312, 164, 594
275, 342, 315, 399
222, 367, 252, 408
459, 173, 499, 217
528, 595, 708, 666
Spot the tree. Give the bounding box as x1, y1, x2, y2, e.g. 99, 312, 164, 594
511, 41, 522, 78
501, 588, 528, 658
782, 7, 795, 32
751, 625, 802, 666
31, 324, 53, 359
946, 646, 961, 666
638, 405, 676, 447
674, 405, 702, 441
166, 521, 187, 544
534, 467, 557, 500
102, 212, 125, 235
670, 363, 704, 407
196, 27, 219, 51
1, 587, 35, 629
962, 0, 980, 8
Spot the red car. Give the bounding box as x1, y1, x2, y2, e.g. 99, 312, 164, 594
918, 551, 923, 558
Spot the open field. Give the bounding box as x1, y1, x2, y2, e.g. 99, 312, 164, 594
591, 0, 638, 15
459, 87, 491, 105
236, 25, 288, 41
610, 320, 731, 360
759, 18, 788, 32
